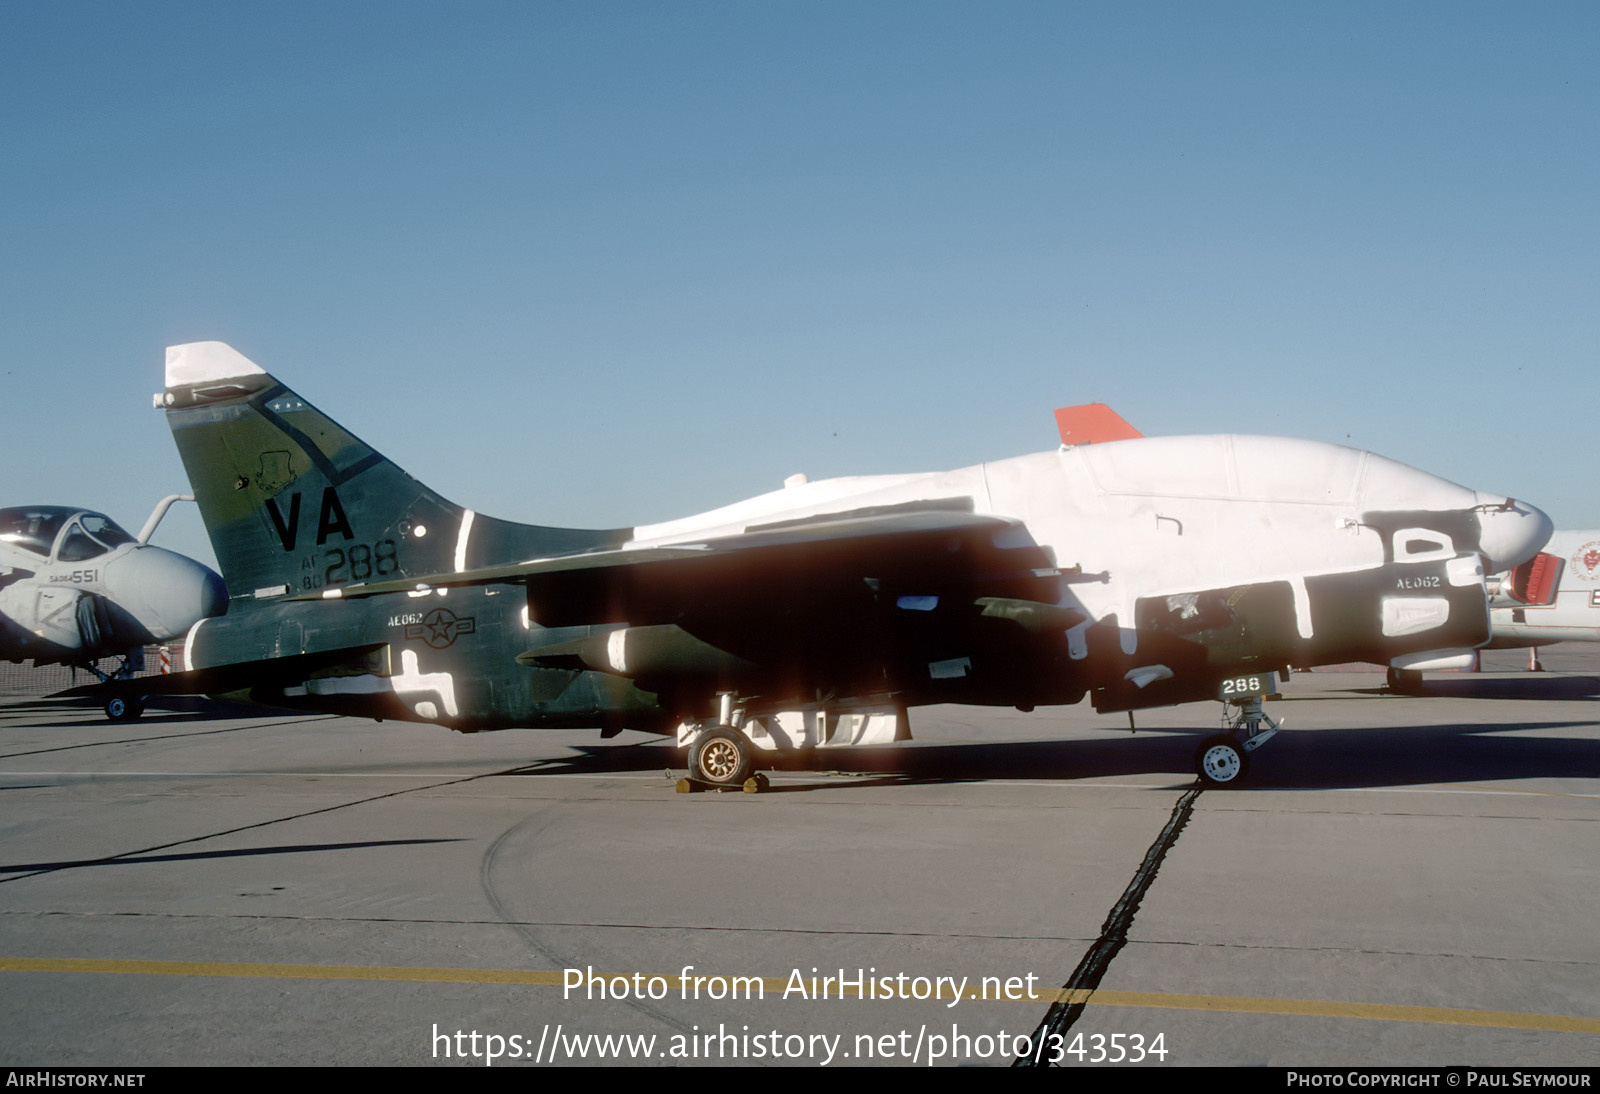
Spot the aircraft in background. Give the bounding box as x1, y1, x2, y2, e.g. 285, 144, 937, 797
2, 499, 227, 719
88, 341, 1551, 786
1484, 530, 1599, 668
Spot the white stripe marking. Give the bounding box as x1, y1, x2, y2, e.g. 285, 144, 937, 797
182, 618, 205, 673
1289, 576, 1314, 639
454, 510, 475, 572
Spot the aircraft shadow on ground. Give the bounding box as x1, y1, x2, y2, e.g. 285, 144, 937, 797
0, 695, 312, 728
510, 718, 1600, 793
7, 697, 1593, 794
0, 838, 463, 877
1319, 675, 1600, 702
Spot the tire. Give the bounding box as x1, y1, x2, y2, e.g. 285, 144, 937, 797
105, 695, 145, 723
692, 728, 753, 786
1195, 734, 1248, 787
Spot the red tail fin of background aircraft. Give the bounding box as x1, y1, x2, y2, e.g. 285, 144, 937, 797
1053, 403, 1143, 446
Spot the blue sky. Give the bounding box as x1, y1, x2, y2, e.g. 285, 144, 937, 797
3, 2, 1596, 568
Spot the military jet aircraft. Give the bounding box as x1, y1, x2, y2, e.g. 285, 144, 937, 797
111, 341, 1551, 785
1488, 531, 1600, 657
1, 499, 226, 719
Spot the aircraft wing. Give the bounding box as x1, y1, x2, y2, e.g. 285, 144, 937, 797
282, 507, 1063, 697
297, 508, 1052, 625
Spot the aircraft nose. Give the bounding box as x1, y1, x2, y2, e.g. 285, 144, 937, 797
102, 546, 228, 641
1474, 495, 1554, 573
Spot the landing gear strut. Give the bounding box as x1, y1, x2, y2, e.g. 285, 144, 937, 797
83, 648, 148, 722
1195, 694, 1280, 788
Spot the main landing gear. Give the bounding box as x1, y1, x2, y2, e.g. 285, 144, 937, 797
675, 691, 907, 794
678, 692, 768, 794
691, 728, 754, 786
1195, 694, 1280, 788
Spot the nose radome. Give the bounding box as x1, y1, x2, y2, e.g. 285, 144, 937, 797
102, 547, 228, 641
198, 565, 228, 621
1474, 495, 1555, 573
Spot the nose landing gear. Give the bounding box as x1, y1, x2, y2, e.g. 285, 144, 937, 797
1195, 690, 1280, 788
104, 694, 146, 722
83, 647, 149, 722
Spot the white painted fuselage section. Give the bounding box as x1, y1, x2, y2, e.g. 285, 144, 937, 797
631, 435, 1549, 651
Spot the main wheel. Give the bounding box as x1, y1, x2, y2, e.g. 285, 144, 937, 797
105, 695, 145, 722
691, 728, 753, 786
1195, 734, 1248, 787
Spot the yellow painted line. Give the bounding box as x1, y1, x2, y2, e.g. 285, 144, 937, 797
2, 958, 1596, 1035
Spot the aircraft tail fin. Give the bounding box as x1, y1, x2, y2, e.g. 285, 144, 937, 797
160, 342, 626, 598
1053, 403, 1143, 446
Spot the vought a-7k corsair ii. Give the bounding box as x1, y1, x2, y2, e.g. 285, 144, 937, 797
116, 342, 1551, 786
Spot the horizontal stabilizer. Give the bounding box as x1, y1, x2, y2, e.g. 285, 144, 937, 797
52, 644, 390, 701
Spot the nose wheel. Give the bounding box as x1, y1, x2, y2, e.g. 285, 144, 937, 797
1196, 735, 1247, 786
1194, 693, 1279, 787
104, 695, 145, 722
82, 647, 149, 722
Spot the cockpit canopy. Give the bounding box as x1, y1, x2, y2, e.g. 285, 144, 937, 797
0, 507, 136, 562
